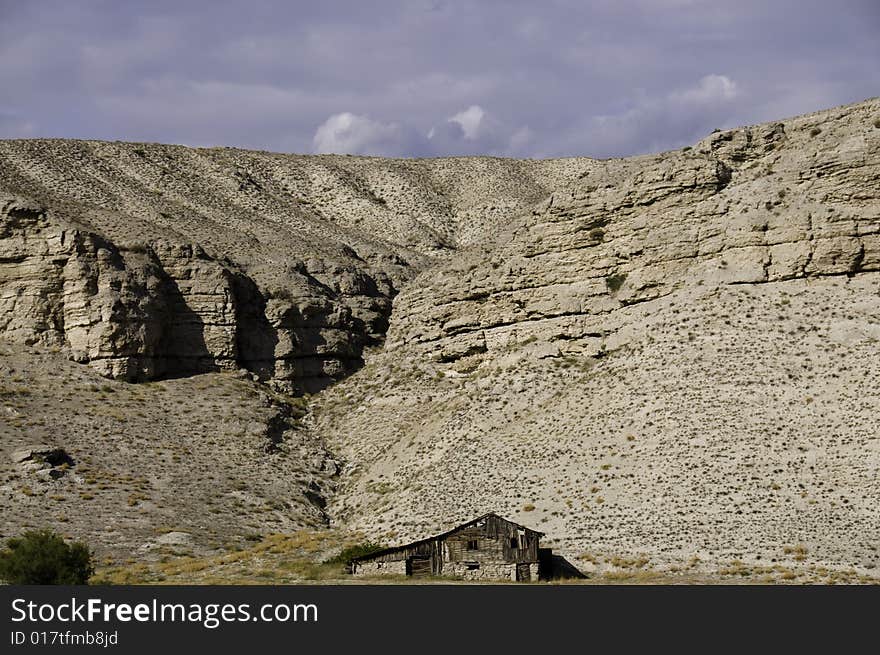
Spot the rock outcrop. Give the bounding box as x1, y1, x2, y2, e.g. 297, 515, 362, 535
0, 144, 586, 392
387, 99, 880, 361
0, 195, 391, 391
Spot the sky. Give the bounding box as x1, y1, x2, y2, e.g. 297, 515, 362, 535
0, 0, 878, 159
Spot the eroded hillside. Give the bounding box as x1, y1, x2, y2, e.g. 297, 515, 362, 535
0, 145, 585, 391
1, 98, 879, 581
1, 340, 336, 562
0, 142, 585, 559
314, 97, 880, 582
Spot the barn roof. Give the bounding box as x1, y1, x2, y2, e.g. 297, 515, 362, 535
349, 512, 544, 563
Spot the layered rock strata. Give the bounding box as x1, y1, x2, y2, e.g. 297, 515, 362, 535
388, 99, 880, 361
0, 144, 586, 391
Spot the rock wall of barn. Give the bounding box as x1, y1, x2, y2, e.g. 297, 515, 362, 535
446, 562, 521, 581
352, 560, 407, 577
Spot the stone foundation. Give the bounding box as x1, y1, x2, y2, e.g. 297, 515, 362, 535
352, 560, 407, 577
352, 559, 534, 582
446, 562, 522, 581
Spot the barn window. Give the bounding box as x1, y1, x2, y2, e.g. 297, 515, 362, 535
510, 537, 518, 549
466, 539, 479, 550
466, 562, 480, 571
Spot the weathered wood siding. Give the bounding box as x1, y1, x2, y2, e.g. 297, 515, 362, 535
351, 513, 542, 581
444, 514, 540, 564
352, 539, 445, 575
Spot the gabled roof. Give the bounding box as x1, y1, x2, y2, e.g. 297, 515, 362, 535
349, 512, 544, 563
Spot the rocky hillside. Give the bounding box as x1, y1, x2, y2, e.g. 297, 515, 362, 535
314, 97, 880, 581
0, 141, 585, 559
0, 144, 584, 392
1, 97, 879, 581
0, 340, 337, 562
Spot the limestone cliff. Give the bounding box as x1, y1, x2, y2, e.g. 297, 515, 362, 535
387, 99, 879, 361
0, 143, 585, 392
0, 194, 390, 391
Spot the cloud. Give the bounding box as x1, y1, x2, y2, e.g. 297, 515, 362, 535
0, 1, 877, 155
428, 104, 526, 155
312, 112, 422, 156
313, 105, 534, 157
327, 74, 739, 159
548, 74, 744, 158
670, 74, 739, 106
448, 105, 485, 140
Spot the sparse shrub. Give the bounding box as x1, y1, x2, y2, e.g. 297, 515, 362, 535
809, 127, 822, 137
874, 118, 880, 129
783, 544, 808, 562
366, 481, 393, 495
522, 504, 536, 512
605, 273, 627, 293
324, 541, 386, 565
589, 228, 605, 242
0, 529, 93, 585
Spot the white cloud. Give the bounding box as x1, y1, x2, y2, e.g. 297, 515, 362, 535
427, 105, 532, 156
671, 74, 738, 106
311, 75, 741, 159
312, 105, 533, 157
448, 105, 485, 139
312, 112, 420, 156
0, 2, 875, 156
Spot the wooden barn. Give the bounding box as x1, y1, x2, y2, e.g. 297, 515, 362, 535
349, 512, 544, 582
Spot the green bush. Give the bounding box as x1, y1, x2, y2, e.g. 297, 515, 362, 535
324, 541, 386, 565
605, 273, 627, 293
0, 529, 93, 585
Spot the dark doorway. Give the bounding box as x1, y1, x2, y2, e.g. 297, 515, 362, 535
538, 548, 587, 580
406, 556, 432, 578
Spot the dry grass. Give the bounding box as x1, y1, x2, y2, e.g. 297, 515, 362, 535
93, 530, 351, 585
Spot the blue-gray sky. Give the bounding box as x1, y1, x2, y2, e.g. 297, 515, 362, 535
0, 0, 878, 158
